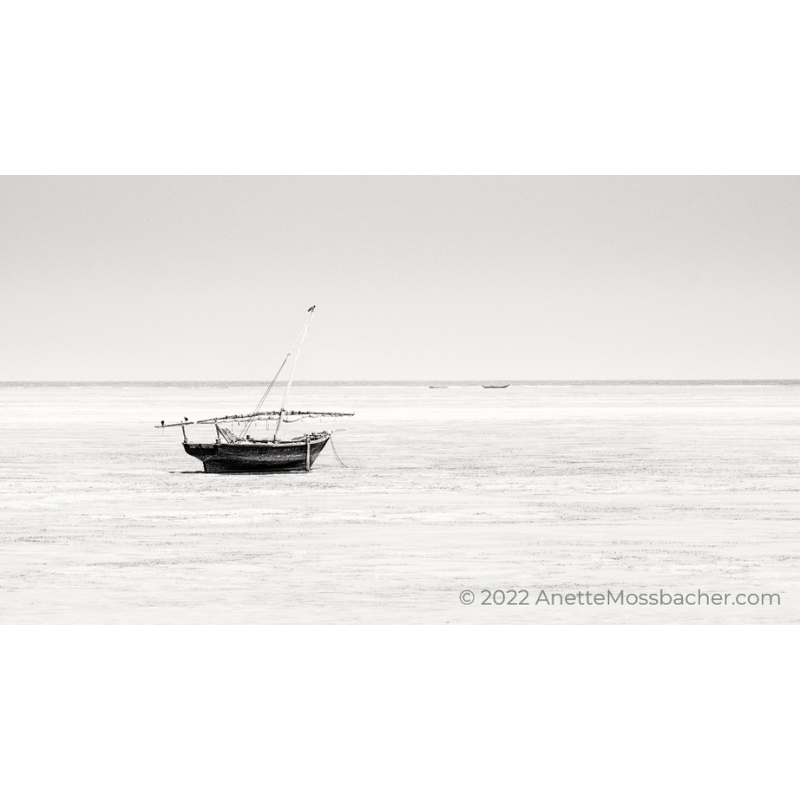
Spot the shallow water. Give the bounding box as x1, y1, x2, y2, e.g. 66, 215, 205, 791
1, 381, 798, 623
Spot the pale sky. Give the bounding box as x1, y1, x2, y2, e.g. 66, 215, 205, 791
1, 176, 798, 381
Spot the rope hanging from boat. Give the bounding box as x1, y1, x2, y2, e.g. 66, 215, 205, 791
329, 434, 350, 468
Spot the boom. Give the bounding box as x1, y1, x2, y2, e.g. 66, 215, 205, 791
156, 410, 354, 428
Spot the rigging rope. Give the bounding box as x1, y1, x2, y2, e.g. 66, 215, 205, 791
329, 434, 350, 468
273, 308, 315, 441
239, 314, 311, 439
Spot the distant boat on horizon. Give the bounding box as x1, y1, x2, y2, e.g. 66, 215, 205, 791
429, 385, 448, 389
482, 383, 510, 389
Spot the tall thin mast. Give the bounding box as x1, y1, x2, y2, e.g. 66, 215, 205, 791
273, 305, 316, 441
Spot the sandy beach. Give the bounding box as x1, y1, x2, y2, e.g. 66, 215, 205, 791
1, 381, 798, 623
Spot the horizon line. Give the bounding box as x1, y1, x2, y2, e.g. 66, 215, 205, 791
2, 378, 799, 385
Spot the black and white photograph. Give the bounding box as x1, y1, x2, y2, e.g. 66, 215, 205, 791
1, 175, 799, 625
2, 2, 798, 798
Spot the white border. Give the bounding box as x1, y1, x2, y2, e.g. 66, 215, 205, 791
3, 1, 799, 174
1, 626, 797, 798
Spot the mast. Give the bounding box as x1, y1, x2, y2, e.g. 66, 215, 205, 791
273, 305, 316, 441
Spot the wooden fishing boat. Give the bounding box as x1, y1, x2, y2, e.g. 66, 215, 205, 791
183, 430, 335, 473
482, 383, 510, 389
157, 306, 353, 473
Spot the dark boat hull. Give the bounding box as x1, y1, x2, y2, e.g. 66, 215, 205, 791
183, 434, 331, 473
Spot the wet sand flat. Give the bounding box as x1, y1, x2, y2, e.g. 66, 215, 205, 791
1, 382, 798, 623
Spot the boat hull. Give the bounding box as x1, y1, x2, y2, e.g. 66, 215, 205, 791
183, 434, 331, 473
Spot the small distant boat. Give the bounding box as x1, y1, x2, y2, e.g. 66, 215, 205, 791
429, 385, 448, 389
482, 383, 510, 389
157, 306, 353, 473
